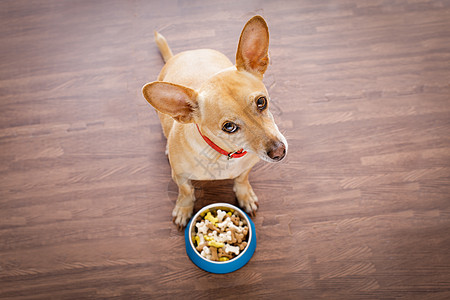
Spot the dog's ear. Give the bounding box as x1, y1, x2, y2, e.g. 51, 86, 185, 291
142, 81, 199, 123
236, 16, 269, 78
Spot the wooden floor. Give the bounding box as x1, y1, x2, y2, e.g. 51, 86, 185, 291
1, 0, 449, 299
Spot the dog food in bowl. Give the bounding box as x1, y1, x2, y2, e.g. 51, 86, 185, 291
185, 203, 256, 273
192, 208, 249, 262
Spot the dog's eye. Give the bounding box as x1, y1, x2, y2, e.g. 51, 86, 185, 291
256, 96, 267, 111
222, 122, 239, 133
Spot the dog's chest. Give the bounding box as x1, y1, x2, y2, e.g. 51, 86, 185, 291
187, 154, 259, 181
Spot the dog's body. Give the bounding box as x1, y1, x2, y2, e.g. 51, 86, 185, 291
143, 16, 287, 228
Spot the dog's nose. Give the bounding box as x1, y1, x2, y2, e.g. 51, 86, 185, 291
267, 142, 286, 161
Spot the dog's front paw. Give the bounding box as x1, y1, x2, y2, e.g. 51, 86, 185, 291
172, 204, 194, 230
234, 185, 259, 217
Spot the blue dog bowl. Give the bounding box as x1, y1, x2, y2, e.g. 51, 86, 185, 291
185, 203, 256, 274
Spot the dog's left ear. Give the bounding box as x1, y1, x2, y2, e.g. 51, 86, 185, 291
142, 81, 199, 124
236, 16, 269, 78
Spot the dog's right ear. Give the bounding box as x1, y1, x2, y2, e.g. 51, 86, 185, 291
142, 81, 199, 123
236, 16, 269, 78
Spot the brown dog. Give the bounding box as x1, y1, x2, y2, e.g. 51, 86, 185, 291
142, 16, 287, 228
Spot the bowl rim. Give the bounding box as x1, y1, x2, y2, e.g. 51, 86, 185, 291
188, 203, 253, 264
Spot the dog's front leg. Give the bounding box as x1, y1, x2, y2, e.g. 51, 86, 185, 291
172, 173, 195, 229
233, 168, 259, 216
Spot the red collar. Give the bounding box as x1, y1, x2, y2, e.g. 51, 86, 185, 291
195, 124, 247, 159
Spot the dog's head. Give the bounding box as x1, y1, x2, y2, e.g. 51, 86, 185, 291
143, 16, 287, 162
